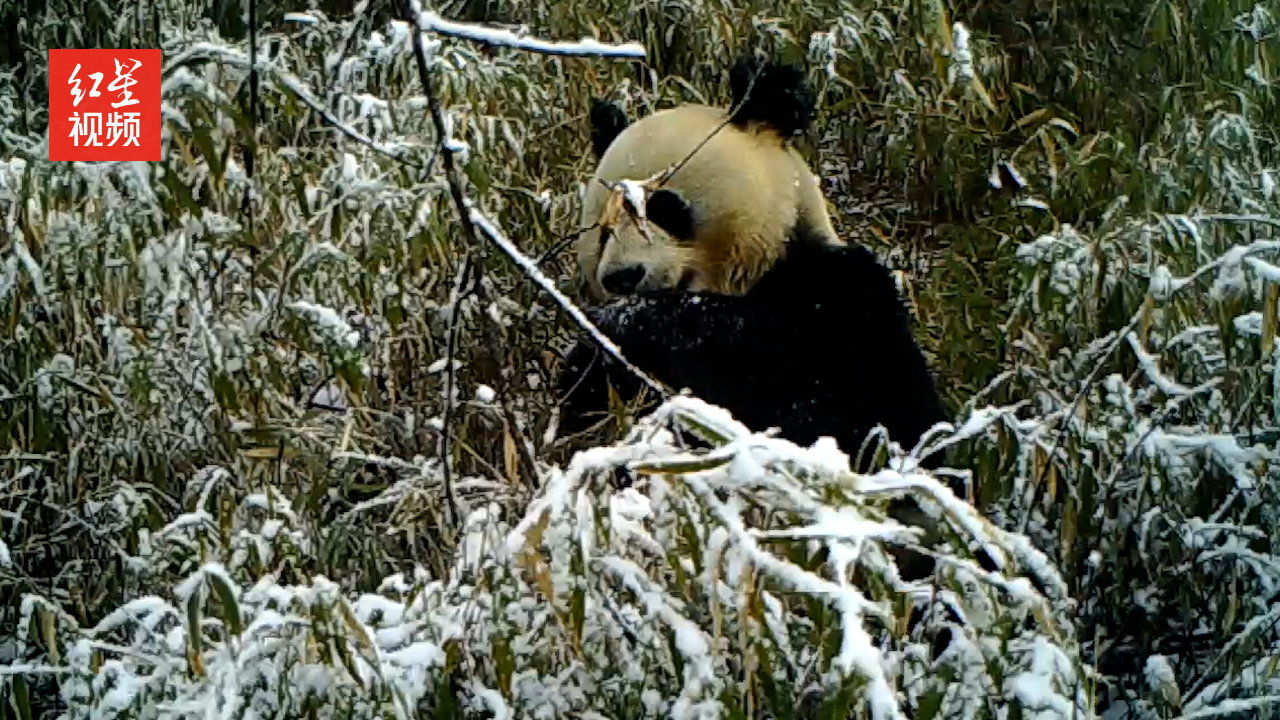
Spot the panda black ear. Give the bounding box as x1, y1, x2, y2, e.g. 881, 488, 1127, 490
646, 189, 696, 241
589, 98, 630, 159
728, 54, 816, 138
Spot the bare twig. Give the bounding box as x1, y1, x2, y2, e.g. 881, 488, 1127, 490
244, 0, 258, 288
398, 0, 545, 493
241, 0, 263, 427
437, 253, 474, 525
402, 2, 666, 394
401, 3, 665, 387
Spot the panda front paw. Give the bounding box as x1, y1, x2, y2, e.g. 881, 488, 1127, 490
585, 299, 638, 337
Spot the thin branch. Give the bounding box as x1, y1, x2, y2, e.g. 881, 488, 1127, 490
244, 0, 258, 290
437, 253, 474, 525
398, 0, 547, 492
412, 9, 646, 59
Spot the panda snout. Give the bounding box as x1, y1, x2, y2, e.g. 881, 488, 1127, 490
600, 264, 647, 295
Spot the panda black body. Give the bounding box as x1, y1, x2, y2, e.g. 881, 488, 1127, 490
556, 55, 949, 472
558, 236, 949, 470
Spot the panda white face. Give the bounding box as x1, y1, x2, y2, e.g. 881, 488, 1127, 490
590, 186, 702, 298
575, 103, 838, 303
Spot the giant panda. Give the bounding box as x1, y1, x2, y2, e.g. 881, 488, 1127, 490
554, 53, 951, 474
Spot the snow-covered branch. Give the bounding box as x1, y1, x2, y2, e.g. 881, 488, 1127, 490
411, 3, 647, 59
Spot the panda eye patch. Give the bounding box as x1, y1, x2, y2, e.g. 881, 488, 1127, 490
646, 189, 696, 241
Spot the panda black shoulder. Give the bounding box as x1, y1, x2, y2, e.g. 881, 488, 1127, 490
728, 54, 817, 139
749, 239, 908, 319
744, 238, 949, 464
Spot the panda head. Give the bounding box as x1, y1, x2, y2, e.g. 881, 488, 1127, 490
576, 54, 841, 302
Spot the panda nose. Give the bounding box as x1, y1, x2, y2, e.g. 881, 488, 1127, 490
601, 265, 646, 295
